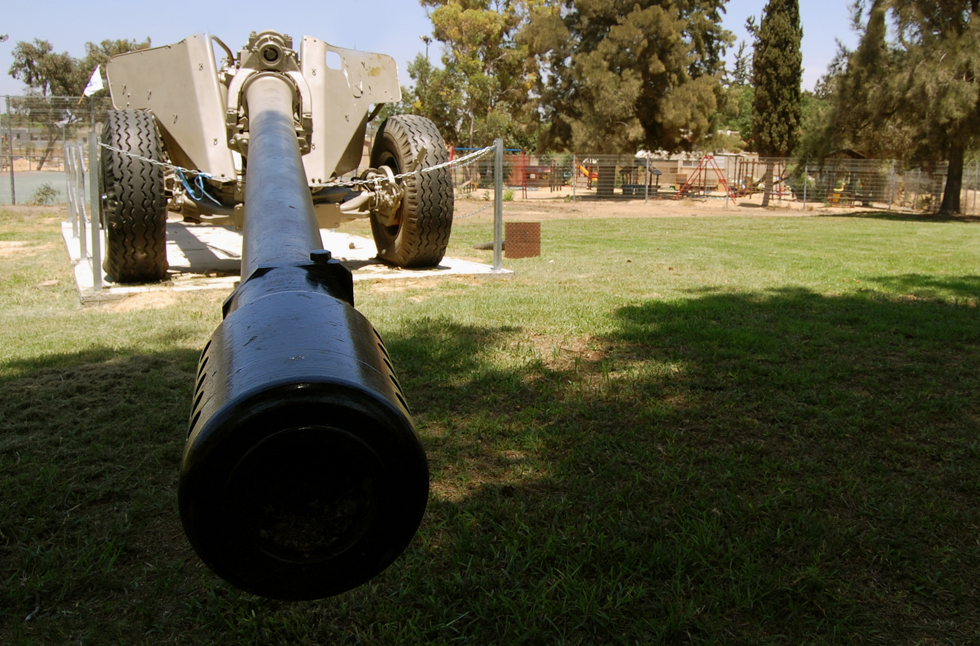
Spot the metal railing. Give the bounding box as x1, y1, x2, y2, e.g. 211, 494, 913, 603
63, 133, 102, 291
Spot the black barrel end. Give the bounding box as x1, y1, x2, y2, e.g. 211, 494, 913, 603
179, 289, 428, 601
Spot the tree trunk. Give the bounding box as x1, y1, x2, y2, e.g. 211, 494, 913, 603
596, 164, 616, 198
37, 136, 55, 170
761, 160, 774, 207
37, 126, 58, 171
940, 138, 964, 215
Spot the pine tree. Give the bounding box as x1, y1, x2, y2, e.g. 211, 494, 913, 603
409, 0, 540, 149
523, 0, 732, 196
889, 0, 979, 214
813, 1, 979, 215
750, 0, 803, 207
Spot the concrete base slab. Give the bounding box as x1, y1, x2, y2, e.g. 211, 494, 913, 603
63, 220, 509, 305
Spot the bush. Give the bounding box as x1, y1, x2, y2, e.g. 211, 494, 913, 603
29, 183, 59, 206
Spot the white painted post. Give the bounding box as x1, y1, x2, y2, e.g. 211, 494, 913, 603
645, 157, 650, 204
802, 163, 808, 211
974, 160, 978, 216
75, 145, 88, 260
66, 143, 78, 236
6, 97, 14, 205
493, 139, 504, 272
88, 132, 102, 291
572, 153, 577, 200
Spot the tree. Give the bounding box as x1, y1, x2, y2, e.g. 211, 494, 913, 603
813, 1, 979, 215
9, 38, 150, 97
715, 41, 754, 150
729, 40, 752, 87
889, 0, 980, 214
8, 37, 150, 169
803, 3, 912, 162
750, 0, 803, 207
523, 0, 732, 196
9, 39, 82, 96
409, 0, 541, 149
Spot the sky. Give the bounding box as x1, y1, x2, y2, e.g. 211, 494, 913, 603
0, 0, 859, 97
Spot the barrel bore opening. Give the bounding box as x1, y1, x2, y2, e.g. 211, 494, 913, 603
226, 427, 384, 563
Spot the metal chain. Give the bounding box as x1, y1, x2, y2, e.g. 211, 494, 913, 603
310, 145, 496, 189
98, 143, 215, 179
455, 202, 495, 219
98, 141, 496, 191
101, 139, 502, 220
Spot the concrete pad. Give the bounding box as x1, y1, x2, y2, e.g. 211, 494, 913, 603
62, 219, 508, 305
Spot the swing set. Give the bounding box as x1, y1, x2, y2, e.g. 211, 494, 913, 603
674, 155, 738, 202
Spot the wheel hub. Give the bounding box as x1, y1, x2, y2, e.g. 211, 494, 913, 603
362, 165, 403, 227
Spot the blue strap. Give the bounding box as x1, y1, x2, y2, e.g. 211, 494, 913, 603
178, 169, 222, 206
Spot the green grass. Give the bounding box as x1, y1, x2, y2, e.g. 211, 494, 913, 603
2, 206, 979, 644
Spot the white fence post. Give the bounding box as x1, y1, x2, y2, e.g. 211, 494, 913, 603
645, 157, 650, 204
572, 153, 577, 200
88, 132, 102, 291
802, 163, 808, 211
66, 143, 78, 236
75, 144, 88, 260
493, 139, 504, 272
5, 97, 14, 206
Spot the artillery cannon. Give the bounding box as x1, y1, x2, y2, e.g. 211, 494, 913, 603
101, 31, 447, 600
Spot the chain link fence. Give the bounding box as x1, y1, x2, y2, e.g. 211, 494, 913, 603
3, 96, 977, 216
1, 95, 112, 205
452, 151, 980, 215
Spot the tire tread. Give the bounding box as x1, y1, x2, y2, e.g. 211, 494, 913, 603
101, 110, 168, 282
369, 115, 453, 268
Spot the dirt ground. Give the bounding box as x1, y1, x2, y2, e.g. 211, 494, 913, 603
453, 192, 881, 223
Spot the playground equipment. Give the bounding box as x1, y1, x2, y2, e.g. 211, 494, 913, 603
577, 163, 598, 189
734, 159, 789, 199
102, 31, 443, 600
619, 161, 661, 197
675, 155, 737, 202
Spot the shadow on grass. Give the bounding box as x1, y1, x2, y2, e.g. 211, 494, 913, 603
370, 288, 980, 645
4, 287, 980, 644
0, 347, 202, 642
868, 273, 980, 300
815, 209, 980, 224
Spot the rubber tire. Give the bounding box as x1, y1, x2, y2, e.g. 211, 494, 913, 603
101, 110, 168, 283
369, 115, 454, 268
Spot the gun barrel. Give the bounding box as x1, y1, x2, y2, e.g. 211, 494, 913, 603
239, 75, 323, 277
178, 73, 428, 601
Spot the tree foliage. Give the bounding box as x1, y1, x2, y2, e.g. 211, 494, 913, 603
406, 0, 541, 149
522, 0, 732, 155
748, 0, 802, 207
812, 0, 980, 214
7, 37, 150, 170
9, 38, 150, 97
750, 0, 803, 157
9, 40, 81, 97
715, 41, 754, 151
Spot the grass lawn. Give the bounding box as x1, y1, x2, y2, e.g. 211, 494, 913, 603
2, 205, 979, 644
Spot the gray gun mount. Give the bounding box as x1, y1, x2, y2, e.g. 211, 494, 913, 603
101, 30, 453, 282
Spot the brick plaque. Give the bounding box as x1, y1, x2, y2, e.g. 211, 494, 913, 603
505, 222, 541, 259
